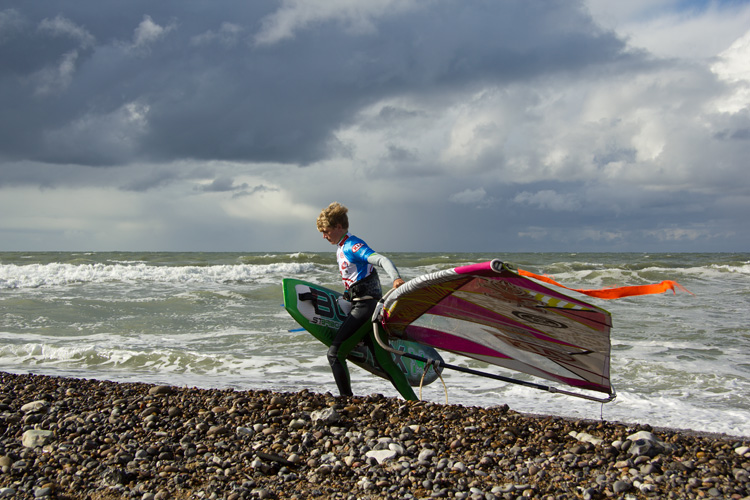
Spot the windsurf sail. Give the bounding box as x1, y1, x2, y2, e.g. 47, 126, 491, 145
374, 259, 618, 402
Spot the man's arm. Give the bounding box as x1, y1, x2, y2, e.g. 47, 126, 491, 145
367, 253, 405, 288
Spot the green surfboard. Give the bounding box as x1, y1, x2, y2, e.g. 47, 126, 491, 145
282, 278, 443, 387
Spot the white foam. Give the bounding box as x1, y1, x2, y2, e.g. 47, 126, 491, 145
0, 262, 318, 289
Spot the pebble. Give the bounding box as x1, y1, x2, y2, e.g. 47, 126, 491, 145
418, 448, 437, 461
20, 401, 47, 413
365, 449, 397, 464
33, 487, 52, 498
570, 430, 604, 446
0, 371, 748, 500
613, 480, 631, 493
21, 430, 53, 448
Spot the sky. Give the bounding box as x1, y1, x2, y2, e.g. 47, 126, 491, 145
1, 0, 749, 253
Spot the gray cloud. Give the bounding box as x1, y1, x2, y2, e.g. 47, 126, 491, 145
196, 177, 248, 193
0, 1, 629, 168
0, 1, 748, 252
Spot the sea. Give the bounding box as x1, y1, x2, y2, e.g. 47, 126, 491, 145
1, 252, 748, 437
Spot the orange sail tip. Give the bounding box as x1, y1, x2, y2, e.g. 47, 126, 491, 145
518, 270, 694, 300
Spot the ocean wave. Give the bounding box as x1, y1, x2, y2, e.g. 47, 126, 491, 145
0, 337, 327, 382
520, 262, 750, 288
238, 252, 332, 265
710, 262, 750, 275
0, 341, 231, 372
0, 261, 319, 289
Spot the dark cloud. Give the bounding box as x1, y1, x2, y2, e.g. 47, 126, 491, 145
195, 176, 248, 193
1, 1, 748, 252
120, 167, 183, 192
0, 1, 629, 170
231, 184, 278, 199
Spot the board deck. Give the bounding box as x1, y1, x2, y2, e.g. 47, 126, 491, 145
282, 278, 443, 387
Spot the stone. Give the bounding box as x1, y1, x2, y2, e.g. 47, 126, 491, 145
148, 385, 173, 396
734, 468, 750, 482
207, 425, 229, 436
1, 370, 749, 500
365, 449, 397, 464
289, 419, 306, 429
612, 480, 631, 494
22, 429, 53, 448
33, 486, 53, 498
640, 463, 658, 475
626, 431, 671, 458
388, 442, 405, 455
569, 431, 604, 446
639, 483, 658, 494
370, 405, 386, 419
21, 401, 48, 413
311, 408, 340, 424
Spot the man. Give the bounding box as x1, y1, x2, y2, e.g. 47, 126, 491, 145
316, 202, 417, 400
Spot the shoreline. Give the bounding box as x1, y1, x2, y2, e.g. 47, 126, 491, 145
1, 371, 749, 499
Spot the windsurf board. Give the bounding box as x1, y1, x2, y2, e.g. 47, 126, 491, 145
282, 278, 443, 387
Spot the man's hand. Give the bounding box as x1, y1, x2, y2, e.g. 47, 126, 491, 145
393, 278, 405, 288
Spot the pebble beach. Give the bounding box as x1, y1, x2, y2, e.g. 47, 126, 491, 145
1, 372, 749, 500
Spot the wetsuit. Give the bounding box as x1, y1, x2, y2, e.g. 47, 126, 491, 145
327, 233, 417, 401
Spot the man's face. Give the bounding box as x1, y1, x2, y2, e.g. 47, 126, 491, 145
321, 224, 347, 245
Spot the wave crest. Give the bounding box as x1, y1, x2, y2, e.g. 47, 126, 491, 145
0, 261, 318, 289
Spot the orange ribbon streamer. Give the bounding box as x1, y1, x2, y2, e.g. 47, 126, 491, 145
518, 269, 693, 300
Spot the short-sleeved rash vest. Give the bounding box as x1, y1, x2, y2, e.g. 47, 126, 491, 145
337, 233, 375, 289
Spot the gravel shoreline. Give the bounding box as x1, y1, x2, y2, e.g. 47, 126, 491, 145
1, 371, 749, 499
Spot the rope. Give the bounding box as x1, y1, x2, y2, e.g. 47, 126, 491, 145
419, 359, 448, 404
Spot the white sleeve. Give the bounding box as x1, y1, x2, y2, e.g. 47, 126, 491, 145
367, 253, 402, 283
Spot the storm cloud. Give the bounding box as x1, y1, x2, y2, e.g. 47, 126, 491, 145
1, 0, 748, 252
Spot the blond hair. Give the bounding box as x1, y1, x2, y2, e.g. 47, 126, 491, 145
316, 202, 349, 231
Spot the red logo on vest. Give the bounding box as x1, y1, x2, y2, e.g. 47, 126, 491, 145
352, 243, 363, 252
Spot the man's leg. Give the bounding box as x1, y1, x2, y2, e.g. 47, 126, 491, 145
327, 299, 375, 396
